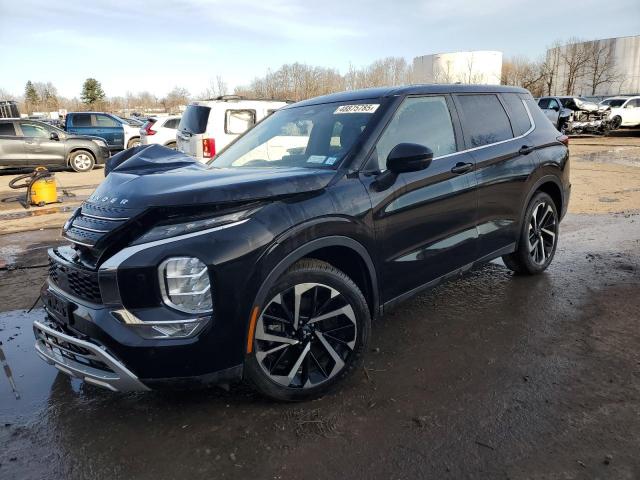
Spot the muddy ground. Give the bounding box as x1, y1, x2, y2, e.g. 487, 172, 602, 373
0, 134, 639, 479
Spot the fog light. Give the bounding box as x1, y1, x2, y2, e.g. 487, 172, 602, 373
158, 257, 213, 314
111, 310, 209, 340
135, 318, 208, 339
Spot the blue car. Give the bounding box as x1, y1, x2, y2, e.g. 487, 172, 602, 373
65, 112, 141, 151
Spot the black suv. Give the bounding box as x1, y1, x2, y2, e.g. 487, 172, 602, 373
35, 85, 570, 400
0, 119, 109, 172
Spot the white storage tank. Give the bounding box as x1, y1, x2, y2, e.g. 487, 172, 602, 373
413, 51, 503, 85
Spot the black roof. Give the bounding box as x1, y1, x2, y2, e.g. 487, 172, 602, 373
287, 84, 530, 108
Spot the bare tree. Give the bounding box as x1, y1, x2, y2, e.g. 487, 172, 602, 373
162, 86, 190, 113
501, 55, 546, 96
585, 39, 621, 95
559, 38, 590, 95
541, 41, 562, 95
433, 59, 456, 83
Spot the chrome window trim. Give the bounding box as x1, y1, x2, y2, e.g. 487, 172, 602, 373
436, 98, 535, 160
376, 98, 536, 170
99, 218, 249, 272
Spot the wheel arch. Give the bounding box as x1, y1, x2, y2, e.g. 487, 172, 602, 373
246, 236, 379, 353
516, 175, 564, 248
67, 147, 96, 165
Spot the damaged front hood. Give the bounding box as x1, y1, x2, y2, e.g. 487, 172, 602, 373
89, 144, 336, 210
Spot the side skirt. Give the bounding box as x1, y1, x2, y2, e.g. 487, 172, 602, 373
382, 243, 516, 313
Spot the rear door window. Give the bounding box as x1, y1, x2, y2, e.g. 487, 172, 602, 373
95, 114, 118, 127
72, 113, 92, 127
179, 105, 210, 134
0, 122, 17, 136
501, 94, 532, 136
455, 94, 514, 147
164, 118, 179, 129
225, 110, 256, 135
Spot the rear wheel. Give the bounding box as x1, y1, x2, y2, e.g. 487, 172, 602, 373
127, 137, 141, 149
245, 259, 371, 401
68, 150, 95, 172
502, 192, 559, 275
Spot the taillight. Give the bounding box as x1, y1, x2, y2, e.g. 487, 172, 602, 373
144, 122, 157, 135
557, 134, 569, 146
203, 138, 216, 158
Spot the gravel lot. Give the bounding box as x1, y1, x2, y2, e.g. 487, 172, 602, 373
0, 132, 639, 479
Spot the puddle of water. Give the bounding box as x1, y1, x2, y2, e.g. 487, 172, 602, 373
0, 309, 58, 421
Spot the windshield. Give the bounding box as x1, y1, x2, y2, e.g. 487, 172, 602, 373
600, 99, 626, 107
210, 101, 379, 169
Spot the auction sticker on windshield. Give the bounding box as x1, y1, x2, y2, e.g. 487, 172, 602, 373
334, 104, 379, 114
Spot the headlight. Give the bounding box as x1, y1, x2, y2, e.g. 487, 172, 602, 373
132, 208, 257, 246
92, 138, 107, 148
158, 257, 212, 314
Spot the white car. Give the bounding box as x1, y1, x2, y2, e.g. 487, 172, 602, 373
599, 96, 640, 128
176, 96, 288, 161
140, 116, 181, 149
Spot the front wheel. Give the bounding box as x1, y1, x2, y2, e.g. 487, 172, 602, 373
245, 259, 371, 401
502, 192, 559, 275
68, 150, 95, 172
610, 115, 622, 130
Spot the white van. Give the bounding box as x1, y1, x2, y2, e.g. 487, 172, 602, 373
176, 96, 288, 161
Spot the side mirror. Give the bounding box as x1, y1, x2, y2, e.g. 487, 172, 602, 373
551, 105, 560, 112
386, 143, 433, 174
50, 132, 60, 141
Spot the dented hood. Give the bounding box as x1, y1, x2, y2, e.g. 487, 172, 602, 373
90, 144, 336, 210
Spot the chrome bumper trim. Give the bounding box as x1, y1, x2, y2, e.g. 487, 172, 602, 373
33, 320, 150, 392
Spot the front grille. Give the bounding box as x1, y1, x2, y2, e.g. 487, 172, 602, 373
62, 201, 133, 249
48, 251, 102, 304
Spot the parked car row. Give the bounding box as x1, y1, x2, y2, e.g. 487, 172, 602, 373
537, 94, 640, 135
0, 118, 109, 171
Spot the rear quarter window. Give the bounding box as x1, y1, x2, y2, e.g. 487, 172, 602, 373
225, 110, 256, 135
0, 122, 16, 136
501, 93, 532, 136
455, 94, 513, 147
179, 105, 211, 134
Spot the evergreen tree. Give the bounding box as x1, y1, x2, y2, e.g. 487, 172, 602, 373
81, 78, 106, 105
24, 81, 39, 111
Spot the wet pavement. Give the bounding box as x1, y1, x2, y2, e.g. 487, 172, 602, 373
0, 211, 638, 479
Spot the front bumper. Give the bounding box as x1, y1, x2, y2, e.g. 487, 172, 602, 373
34, 318, 149, 392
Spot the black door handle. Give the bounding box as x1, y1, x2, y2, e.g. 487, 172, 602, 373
451, 162, 473, 174
519, 145, 535, 155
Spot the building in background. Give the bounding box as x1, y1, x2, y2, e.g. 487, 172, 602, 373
413, 51, 503, 85
546, 35, 640, 97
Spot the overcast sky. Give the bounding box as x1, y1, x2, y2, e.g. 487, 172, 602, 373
1, 0, 638, 98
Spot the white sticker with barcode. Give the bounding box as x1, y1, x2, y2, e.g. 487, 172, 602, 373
334, 104, 379, 114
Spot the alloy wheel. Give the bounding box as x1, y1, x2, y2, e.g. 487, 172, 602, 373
73, 153, 92, 171
528, 201, 557, 265
254, 282, 357, 389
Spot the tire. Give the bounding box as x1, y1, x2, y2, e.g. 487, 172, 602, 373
610, 116, 622, 130
165, 142, 177, 150
127, 137, 141, 149
245, 259, 371, 401
68, 150, 95, 172
502, 192, 559, 275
